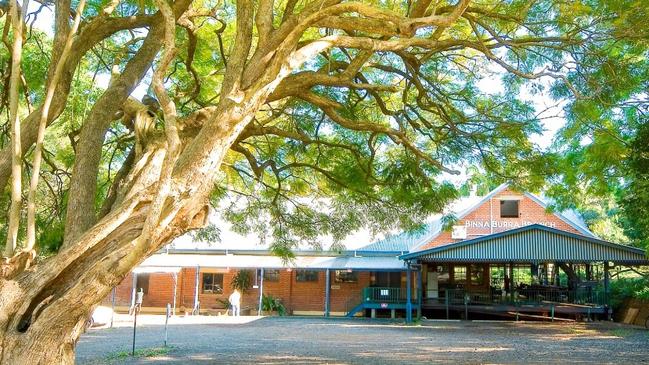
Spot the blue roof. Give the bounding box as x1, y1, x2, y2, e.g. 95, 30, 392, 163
399, 224, 648, 264
358, 220, 443, 252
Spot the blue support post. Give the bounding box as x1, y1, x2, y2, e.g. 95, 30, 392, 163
324, 269, 330, 317
603, 261, 610, 306
406, 263, 412, 323
258, 268, 264, 316
417, 266, 422, 320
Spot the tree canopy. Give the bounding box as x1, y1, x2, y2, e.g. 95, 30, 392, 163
0, 1, 647, 362
543, 0, 648, 248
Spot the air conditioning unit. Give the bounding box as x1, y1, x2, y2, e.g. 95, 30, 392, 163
451, 225, 467, 239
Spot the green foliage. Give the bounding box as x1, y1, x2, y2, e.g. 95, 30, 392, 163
189, 223, 221, 244
609, 276, 649, 309
619, 122, 649, 248
230, 270, 252, 292
441, 214, 458, 232
544, 0, 649, 248
261, 294, 286, 316
37, 220, 65, 255
216, 298, 230, 309
1, 0, 647, 261
107, 346, 174, 361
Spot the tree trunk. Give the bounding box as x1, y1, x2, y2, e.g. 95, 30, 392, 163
0, 3, 317, 360
0, 140, 210, 364
0, 91, 259, 363
3, 0, 28, 257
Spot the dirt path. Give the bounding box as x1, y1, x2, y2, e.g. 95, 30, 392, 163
76, 317, 649, 364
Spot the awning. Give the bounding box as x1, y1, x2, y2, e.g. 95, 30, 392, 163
399, 224, 649, 265
137, 253, 407, 271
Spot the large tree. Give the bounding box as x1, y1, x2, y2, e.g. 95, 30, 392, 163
0, 0, 641, 363
544, 0, 648, 248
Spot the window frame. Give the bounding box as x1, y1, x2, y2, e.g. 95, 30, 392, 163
334, 270, 359, 283
295, 270, 319, 282
500, 200, 520, 218
453, 266, 467, 285
201, 272, 224, 294
469, 264, 485, 286
263, 269, 280, 282
437, 265, 450, 285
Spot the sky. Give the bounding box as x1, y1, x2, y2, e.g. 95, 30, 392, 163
29, 3, 569, 250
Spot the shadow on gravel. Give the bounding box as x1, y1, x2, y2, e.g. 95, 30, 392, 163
76, 317, 649, 365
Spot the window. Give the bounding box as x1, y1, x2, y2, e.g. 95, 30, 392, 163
296, 270, 319, 282
437, 265, 450, 285
335, 270, 358, 283
500, 200, 519, 218
470, 264, 484, 286
202, 273, 224, 294
263, 269, 280, 282
453, 266, 466, 284
135, 274, 150, 294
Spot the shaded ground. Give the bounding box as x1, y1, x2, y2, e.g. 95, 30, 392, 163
76, 316, 649, 364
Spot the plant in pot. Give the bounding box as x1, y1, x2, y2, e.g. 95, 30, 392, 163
231, 270, 252, 292
261, 294, 286, 316
230, 270, 252, 315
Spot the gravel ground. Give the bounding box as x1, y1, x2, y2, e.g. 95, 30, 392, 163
76, 316, 649, 364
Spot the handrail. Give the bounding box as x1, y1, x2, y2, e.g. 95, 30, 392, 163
445, 287, 607, 306
362, 287, 416, 303
361, 286, 606, 307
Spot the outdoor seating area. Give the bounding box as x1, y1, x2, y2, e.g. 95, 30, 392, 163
395, 224, 649, 321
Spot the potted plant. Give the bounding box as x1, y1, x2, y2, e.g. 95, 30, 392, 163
231, 270, 252, 292
230, 270, 252, 315
261, 294, 286, 316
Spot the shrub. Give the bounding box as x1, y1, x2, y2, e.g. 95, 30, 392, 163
231, 270, 252, 292
609, 276, 649, 309
261, 294, 286, 316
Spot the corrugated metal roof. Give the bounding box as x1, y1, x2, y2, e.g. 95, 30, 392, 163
138, 253, 407, 271
358, 220, 443, 252
133, 266, 181, 274
400, 224, 649, 264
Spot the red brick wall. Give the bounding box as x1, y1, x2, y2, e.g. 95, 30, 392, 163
420, 188, 584, 250
101, 273, 134, 307
102, 190, 586, 313
179, 267, 198, 309
260, 270, 292, 310
328, 271, 371, 313
196, 269, 371, 314
101, 272, 184, 308
104, 268, 381, 314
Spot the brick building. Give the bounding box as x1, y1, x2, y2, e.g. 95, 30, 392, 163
105, 183, 648, 320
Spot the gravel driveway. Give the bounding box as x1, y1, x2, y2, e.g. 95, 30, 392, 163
76, 316, 649, 364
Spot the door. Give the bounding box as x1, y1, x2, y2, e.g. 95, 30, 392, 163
427, 272, 439, 298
